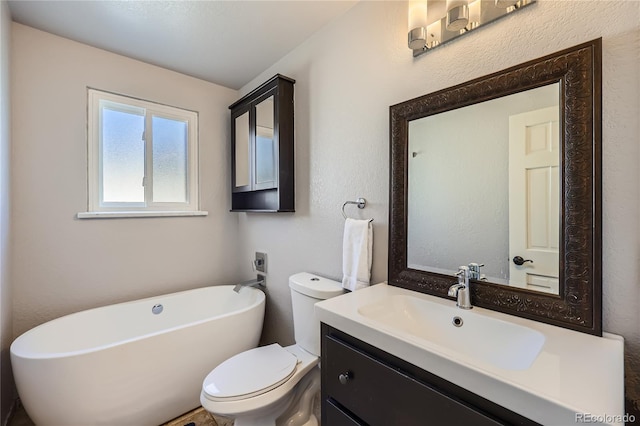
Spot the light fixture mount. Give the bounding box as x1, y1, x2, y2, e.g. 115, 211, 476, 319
446, 4, 469, 32
408, 27, 427, 50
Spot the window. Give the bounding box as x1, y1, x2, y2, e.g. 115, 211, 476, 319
80, 89, 205, 218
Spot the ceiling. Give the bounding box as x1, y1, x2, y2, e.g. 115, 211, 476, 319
8, 0, 358, 90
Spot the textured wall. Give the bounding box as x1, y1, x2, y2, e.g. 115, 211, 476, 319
0, 1, 14, 422
10, 24, 242, 338
238, 0, 640, 416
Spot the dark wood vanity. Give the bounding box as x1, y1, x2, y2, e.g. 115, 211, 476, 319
321, 324, 539, 426
230, 74, 295, 212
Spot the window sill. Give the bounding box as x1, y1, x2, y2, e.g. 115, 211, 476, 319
77, 211, 209, 219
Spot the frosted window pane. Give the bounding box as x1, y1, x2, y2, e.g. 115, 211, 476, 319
102, 107, 145, 203
152, 116, 187, 202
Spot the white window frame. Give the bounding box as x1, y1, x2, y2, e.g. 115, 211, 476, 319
79, 89, 207, 219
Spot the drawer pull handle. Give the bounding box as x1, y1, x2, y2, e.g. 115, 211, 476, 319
338, 372, 351, 385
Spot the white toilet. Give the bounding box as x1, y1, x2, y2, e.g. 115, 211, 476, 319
200, 272, 343, 426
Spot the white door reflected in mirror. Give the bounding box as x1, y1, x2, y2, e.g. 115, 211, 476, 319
508, 106, 560, 294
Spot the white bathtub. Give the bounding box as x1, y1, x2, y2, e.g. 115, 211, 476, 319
10, 285, 265, 426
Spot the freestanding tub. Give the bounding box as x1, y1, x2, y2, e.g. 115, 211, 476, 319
11, 285, 265, 426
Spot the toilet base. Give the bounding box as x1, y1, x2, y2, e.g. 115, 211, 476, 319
228, 367, 320, 426
232, 396, 290, 426
276, 367, 319, 426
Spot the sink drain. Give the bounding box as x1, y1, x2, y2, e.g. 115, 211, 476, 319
452, 316, 463, 327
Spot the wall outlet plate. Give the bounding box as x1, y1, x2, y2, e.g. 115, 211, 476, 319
255, 252, 267, 273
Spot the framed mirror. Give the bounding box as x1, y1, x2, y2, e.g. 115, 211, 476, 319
389, 39, 602, 335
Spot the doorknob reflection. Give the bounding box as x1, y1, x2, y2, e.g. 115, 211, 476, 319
512, 256, 533, 266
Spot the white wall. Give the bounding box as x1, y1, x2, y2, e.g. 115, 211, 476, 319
0, 1, 14, 422
239, 0, 640, 410
10, 23, 242, 337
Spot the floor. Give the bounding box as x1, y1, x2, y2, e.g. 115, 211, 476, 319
162, 407, 231, 426
5, 403, 31, 426
7, 402, 233, 426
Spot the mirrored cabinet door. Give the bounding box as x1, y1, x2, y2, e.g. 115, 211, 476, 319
254, 95, 276, 190
233, 109, 251, 191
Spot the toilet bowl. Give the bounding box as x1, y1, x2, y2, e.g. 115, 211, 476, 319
200, 273, 343, 426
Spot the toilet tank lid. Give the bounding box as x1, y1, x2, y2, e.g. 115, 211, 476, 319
289, 272, 343, 299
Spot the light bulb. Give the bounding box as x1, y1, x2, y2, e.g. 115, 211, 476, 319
408, 1, 428, 30
408, 1, 428, 50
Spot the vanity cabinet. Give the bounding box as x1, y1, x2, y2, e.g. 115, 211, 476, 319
230, 74, 295, 212
321, 324, 539, 426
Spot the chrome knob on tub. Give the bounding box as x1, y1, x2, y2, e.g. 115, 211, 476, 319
338, 372, 352, 385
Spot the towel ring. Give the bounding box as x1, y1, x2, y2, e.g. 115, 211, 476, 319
342, 198, 373, 222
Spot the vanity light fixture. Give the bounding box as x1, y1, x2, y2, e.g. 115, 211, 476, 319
408, 0, 536, 57
408, 0, 428, 50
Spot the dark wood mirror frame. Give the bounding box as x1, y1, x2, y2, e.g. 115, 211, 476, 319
389, 39, 602, 336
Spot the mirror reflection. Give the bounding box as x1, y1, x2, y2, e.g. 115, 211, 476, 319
407, 83, 560, 294
255, 96, 276, 186
234, 111, 250, 188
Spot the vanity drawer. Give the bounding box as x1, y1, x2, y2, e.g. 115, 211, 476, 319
323, 334, 503, 426
324, 399, 364, 426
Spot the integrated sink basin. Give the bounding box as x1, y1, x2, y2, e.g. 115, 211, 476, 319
357, 294, 545, 370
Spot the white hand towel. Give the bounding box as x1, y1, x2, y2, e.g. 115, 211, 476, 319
342, 218, 373, 291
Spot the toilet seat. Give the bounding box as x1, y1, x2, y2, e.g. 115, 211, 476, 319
202, 343, 298, 401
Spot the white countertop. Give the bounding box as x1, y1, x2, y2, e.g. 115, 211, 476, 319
315, 283, 625, 426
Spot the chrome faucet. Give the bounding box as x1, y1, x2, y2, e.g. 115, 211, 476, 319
448, 266, 473, 309
233, 275, 266, 293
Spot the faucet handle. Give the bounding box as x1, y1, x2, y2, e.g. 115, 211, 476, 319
468, 263, 484, 280
454, 265, 469, 276
454, 266, 469, 285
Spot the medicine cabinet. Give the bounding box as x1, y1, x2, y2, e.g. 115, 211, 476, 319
230, 74, 295, 212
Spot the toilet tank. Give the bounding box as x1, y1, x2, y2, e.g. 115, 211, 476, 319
289, 273, 343, 356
